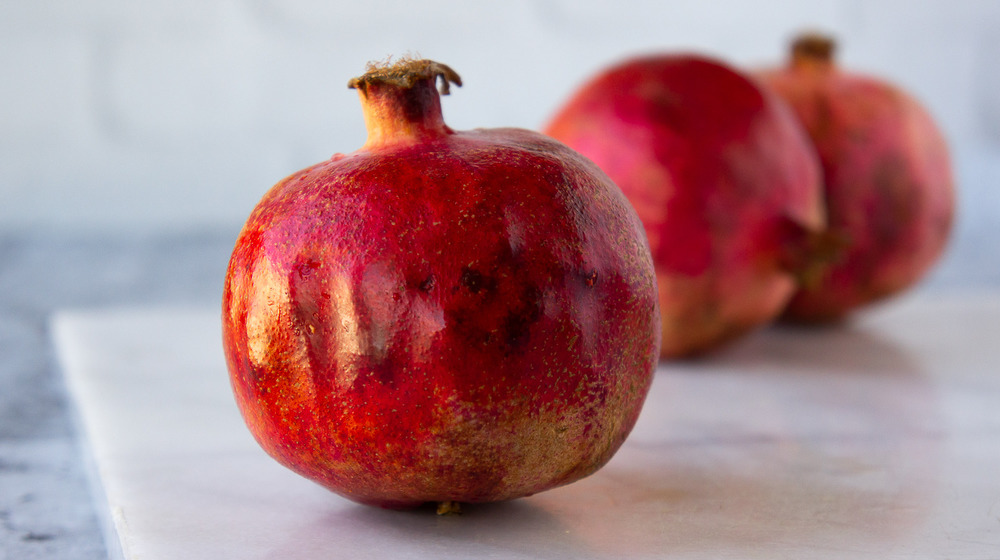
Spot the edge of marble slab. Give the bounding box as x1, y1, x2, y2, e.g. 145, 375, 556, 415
50, 307, 222, 560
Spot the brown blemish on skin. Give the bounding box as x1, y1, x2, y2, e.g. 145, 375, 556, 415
459, 267, 494, 294
502, 285, 543, 349
418, 274, 436, 292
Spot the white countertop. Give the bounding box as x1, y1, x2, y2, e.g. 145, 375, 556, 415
52, 294, 1000, 559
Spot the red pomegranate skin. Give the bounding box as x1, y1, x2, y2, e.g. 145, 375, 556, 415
545, 54, 825, 358
221, 60, 660, 510
758, 36, 955, 322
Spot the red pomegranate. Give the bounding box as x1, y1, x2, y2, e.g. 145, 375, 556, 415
757, 34, 955, 322
221, 59, 660, 512
545, 54, 826, 358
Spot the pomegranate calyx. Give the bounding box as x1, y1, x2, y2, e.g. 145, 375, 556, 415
781, 226, 851, 290
791, 32, 837, 69
349, 58, 461, 148
348, 58, 462, 95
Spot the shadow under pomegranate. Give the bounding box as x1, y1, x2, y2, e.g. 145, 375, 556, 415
264, 500, 584, 560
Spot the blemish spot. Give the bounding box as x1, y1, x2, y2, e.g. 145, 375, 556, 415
419, 274, 436, 292
585, 270, 599, 287
503, 285, 543, 348
460, 267, 491, 294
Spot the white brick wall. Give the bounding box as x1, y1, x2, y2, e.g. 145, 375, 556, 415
1, 0, 998, 236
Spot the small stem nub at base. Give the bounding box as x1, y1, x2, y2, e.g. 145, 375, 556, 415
436, 501, 462, 515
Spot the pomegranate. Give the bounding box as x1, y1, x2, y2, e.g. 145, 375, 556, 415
757, 34, 955, 322
545, 54, 826, 358
221, 59, 660, 511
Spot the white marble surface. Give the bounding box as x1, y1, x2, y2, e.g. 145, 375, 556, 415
52, 294, 1000, 559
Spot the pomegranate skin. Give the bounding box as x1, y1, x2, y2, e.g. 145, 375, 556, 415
221, 60, 660, 510
758, 35, 955, 322
545, 54, 825, 358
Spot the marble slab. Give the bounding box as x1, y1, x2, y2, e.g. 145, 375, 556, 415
52, 294, 1000, 559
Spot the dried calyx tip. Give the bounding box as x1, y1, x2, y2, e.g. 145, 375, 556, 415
348, 58, 462, 95
791, 32, 837, 62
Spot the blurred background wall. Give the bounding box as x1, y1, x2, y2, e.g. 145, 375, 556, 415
2, 0, 999, 284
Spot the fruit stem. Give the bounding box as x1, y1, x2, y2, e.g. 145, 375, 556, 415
790, 32, 837, 70
436, 501, 462, 515
349, 58, 462, 149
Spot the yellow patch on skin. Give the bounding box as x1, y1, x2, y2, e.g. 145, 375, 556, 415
298, 367, 644, 506
245, 257, 290, 367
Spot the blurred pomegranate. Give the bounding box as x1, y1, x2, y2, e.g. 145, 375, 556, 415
545, 54, 825, 358
757, 34, 955, 322
222, 59, 660, 511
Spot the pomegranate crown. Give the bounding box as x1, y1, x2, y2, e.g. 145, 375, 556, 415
791, 32, 837, 63
348, 58, 462, 96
